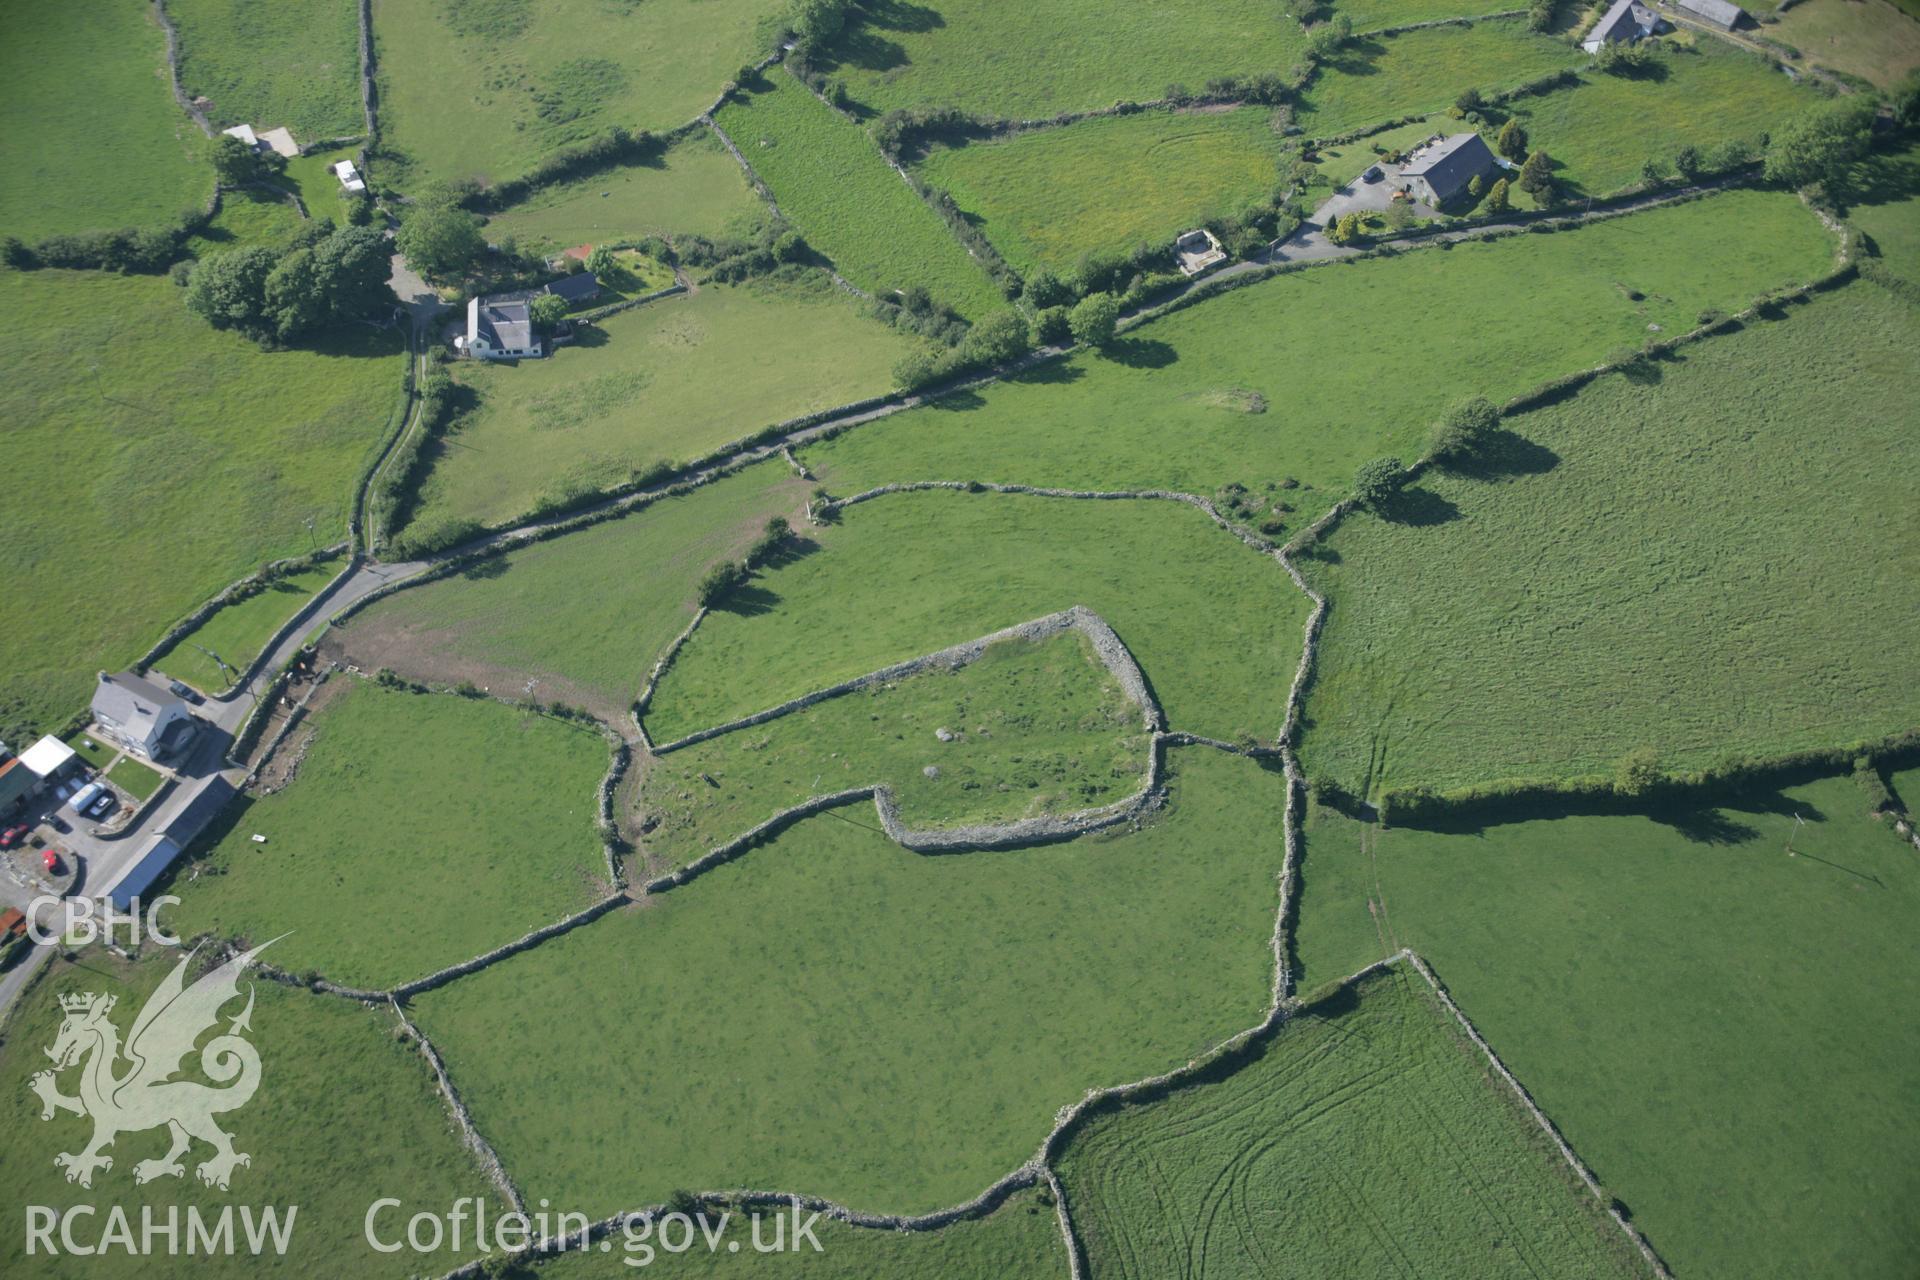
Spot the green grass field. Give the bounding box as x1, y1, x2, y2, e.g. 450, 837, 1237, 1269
802, 189, 1834, 509
642, 629, 1151, 869
646, 489, 1310, 746
404, 270, 911, 535
1504, 41, 1817, 201
818, 0, 1309, 120
1335, 0, 1541, 30
0, 948, 489, 1278
187, 188, 308, 253
715, 72, 1004, 317
170, 679, 611, 989
1295, 19, 1579, 138
370, 0, 782, 190
1300, 283, 1919, 798
169, 0, 365, 140
1057, 967, 1651, 1279
1770, 0, 1920, 87
915, 107, 1291, 275
1849, 142, 1920, 287
338, 464, 810, 721
485, 131, 764, 253
1294, 772, 1920, 1278
0, 0, 212, 240
151, 556, 344, 694
0, 269, 404, 745
534, 1185, 1067, 1277
412, 747, 1284, 1216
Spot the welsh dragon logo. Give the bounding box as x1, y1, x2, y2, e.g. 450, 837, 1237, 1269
29, 941, 277, 1190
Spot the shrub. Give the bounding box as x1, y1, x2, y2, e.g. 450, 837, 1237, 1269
1429, 396, 1500, 464
1485, 177, 1511, 214
529, 292, 568, 333
1614, 747, 1662, 797
1673, 144, 1703, 181
1496, 119, 1529, 163
1026, 270, 1072, 309
1351, 457, 1407, 509
1031, 305, 1071, 346
1068, 292, 1120, 347
395, 200, 484, 282
1762, 99, 1874, 191
1517, 150, 1555, 203
696, 560, 748, 608
1853, 756, 1895, 813
744, 516, 791, 569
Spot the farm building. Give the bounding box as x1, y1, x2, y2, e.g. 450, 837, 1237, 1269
543, 272, 602, 306
17, 735, 78, 785
90, 672, 194, 761
221, 123, 300, 158
332, 159, 367, 193
0, 759, 34, 814
456, 295, 541, 360
1671, 0, 1747, 29
1582, 0, 1662, 51
1399, 133, 1500, 206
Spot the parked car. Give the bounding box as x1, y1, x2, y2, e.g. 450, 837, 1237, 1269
46, 815, 68, 834
42, 848, 61, 873
167, 678, 203, 705
86, 791, 116, 818
0, 825, 26, 849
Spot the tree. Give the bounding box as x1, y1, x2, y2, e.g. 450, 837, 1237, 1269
1485, 177, 1511, 213
791, 0, 853, 43
958, 309, 1031, 366
1030, 305, 1071, 346
263, 248, 326, 341
185, 247, 278, 338
1455, 87, 1485, 114
1762, 100, 1874, 191
1025, 269, 1071, 309
529, 292, 569, 333
1641, 156, 1666, 188
1068, 292, 1120, 347
1672, 144, 1702, 181
1383, 200, 1414, 232
1351, 457, 1407, 509
1517, 150, 1555, 203
210, 134, 284, 186
394, 201, 484, 282
1326, 210, 1365, 245
1614, 747, 1662, 797
1304, 14, 1353, 60
1429, 396, 1500, 464
696, 561, 748, 608
1496, 118, 1529, 163
309, 224, 393, 322
186, 224, 395, 344
1467, 173, 1486, 200
585, 245, 617, 276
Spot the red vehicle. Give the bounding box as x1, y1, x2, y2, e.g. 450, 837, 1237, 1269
42, 848, 62, 874
0, 825, 27, 850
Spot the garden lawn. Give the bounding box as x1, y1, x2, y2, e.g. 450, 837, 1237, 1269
1771, 0, 1920, 87
645, 489, 1310, 746
715, 72, 1003, 318
485, 132, 763, 252
0, 269, 404, 745
169, 0, 365, 140
1293, 773, 1920, 1279
915, 107, 1292, 275
0, 0, 211, 240
0, 948, 490, 1279
169, 679, 610, 989
151, 556, 345, 694
370, 0, 782, 190
285, 146, 364, 227
412, 748, 1285, 1215
818, 0, 1308, 119
104, 755, 167, 802
404, 271, 911, 535
1300, 283, 1920, 798
536, 1187, 1066, 1277
1056, 967, 1652, 1280
1503, 41, 1818, 202
1294, 19, 1579, 138
1312, 119, 1447, 188
801, 189, 1834, 512
338, 464, 809, 720
642, 628, 1152, 869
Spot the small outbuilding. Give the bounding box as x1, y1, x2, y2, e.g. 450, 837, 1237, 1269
1582, 0, 1662, 51
542, 272, 602, 306
1671, 0, 1747, 29
1173, 229, 1227, 277
221, 123, 301, 158
18, 735, 78, 784
1398, 132, 1499, 206
331, 159, 367, 194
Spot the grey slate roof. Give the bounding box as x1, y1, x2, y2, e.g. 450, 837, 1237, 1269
475, 298, 535, 351
91, 672, 184, 739
1399, 132, 1498, 203
543, 272, 601, 305
1587, 0, 1658, 43
1674, 0, 1744, 25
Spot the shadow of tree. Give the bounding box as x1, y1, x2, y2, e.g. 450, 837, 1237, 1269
1103, 337, 1177, 369
1449, 429, 1560, 482
1378, 486, 1459, 527
717, 584, 779, 616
